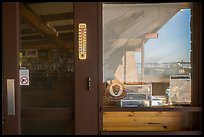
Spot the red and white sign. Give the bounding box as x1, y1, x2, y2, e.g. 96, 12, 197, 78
21, 76, 28, 85
145, 33, 158, 39
19, 68, 29, 85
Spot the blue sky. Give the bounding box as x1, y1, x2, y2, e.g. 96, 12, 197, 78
138, 9, 191, 63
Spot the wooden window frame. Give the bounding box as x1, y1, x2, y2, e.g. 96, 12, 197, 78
98, 2, 202, 135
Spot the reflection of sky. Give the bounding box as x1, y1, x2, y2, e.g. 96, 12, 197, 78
138, 9, 191, 63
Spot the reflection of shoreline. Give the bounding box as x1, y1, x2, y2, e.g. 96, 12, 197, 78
138, 62, 191, 82
143, 68, 191, 82
136, 62, 191, 73
114, 59, 191, 83
137, 62, 191, 68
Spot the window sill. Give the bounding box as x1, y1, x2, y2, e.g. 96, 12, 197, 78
101, 106, 202, 112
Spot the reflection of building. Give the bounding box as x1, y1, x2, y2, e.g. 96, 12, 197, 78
115, 51, 138, 83
103, 3, 191, 82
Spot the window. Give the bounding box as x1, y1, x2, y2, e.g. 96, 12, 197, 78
103, 3, 192, 108
101, 3, 201, 133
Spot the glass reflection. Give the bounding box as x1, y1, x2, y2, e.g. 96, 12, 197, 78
103, 3, 192, 107
20, 2, 74, 134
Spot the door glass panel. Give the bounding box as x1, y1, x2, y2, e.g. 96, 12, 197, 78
19, 2, 74, 134
102, 3, 192, 131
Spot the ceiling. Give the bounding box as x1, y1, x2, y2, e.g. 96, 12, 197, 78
20, 2, 74, 50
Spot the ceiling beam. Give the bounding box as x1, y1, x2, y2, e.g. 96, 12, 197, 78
21, 38, 73, 44
21, 34, 46, 41
54, 25, 73, 31
40, 12, 73, 22
21, 25, 73, 35
19, 4, 70, 48
58, 32, 73, 38
21, 28, 37, 34
21, 33, 73, 41
23, 2, 49, 5
21, 41, 74, 50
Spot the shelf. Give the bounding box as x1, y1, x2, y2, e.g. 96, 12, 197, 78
101, 106, 202, 112
100, 131, 202, 135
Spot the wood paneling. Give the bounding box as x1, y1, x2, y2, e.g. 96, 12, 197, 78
101, 131, 202, 135
102, 106, 202, 112
103, 112, 186, 131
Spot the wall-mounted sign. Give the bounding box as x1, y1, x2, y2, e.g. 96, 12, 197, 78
78, 23, 87, 60
19, 68, 29, 86
105, 82, 126, 101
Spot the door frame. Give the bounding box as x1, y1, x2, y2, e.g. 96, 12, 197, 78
2, 2, 202, 135
74, 2, 100, 135
97, 2, 202, 135
2, 2, 100, 135
2, 2, 21, 135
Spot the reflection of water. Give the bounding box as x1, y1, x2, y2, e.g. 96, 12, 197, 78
134, 62, 191, 82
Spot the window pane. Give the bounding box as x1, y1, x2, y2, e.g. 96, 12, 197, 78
20, 2, 74, 134
103, 3, 192, 107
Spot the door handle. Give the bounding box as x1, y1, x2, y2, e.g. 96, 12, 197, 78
88, 77, 91, 91
7, 79, 15, 115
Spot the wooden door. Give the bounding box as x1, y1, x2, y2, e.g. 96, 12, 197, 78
2, 2, 21, 135
74, 2, 99, 135
2, 2, 99, 135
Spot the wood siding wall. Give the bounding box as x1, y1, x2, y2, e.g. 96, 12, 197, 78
103, 112, 188, 131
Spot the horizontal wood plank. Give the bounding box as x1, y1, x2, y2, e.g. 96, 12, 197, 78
103, 112, 186, 131
101, 131, 202, 135
102, 106, 202, 112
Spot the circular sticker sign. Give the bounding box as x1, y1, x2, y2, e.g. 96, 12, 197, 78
21, 76, 28, 84
105, 82, 126, 101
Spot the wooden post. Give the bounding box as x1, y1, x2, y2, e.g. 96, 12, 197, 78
141, 39, 145, 82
